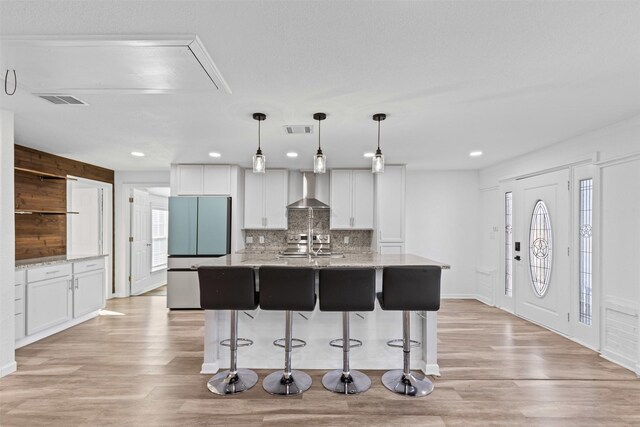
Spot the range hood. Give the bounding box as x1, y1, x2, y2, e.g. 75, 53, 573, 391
287, 171, 329, 209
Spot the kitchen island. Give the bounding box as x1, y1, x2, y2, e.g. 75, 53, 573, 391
199, 253, 449, 376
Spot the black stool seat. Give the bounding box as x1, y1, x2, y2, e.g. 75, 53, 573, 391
378, 266, 442, 398
198, 266, 259, 395
319, 267, 376, 395
259, 266, 316, 396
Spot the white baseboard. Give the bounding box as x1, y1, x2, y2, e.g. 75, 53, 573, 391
201, 361, 220, 374
442, 293, 481, 299
1, 361, 17, 377
15, 310, 100, 349
600, 349, 637, 374
422, 363, 441, 377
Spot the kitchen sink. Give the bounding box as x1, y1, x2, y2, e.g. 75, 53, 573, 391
277, 252, 344, 259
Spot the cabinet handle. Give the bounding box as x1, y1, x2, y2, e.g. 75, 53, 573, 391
68, 280, 73, 291
75, 278, 79, 290
46, 270, 60, 275
86, 264, 96, 268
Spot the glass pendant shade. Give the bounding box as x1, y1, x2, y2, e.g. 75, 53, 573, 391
372, 149, 384, 173
253, 150, 265, 173
314, 150, 326, 174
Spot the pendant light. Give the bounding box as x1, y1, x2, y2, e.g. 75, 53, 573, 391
252, 112, 266, 173
313, 112, 327, 173
372, 113, 386, 173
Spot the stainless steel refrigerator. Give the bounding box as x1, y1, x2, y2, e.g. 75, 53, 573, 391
167, 196, 231, 308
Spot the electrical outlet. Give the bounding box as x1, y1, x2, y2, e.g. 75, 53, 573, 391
259, 236, 265, 244
246, 236, 253, 244
343, 236, 350, 244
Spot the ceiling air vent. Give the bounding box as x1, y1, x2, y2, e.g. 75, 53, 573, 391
37, 94, 89, 105
284, 125, 313, 135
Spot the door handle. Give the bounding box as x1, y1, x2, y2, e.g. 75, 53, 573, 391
75, 278, 79, 290
514, 256, 521, 261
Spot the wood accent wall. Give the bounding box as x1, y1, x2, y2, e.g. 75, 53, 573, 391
14, 145, 115, 260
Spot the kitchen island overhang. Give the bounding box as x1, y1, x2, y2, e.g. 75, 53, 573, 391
198, 253, 449, 377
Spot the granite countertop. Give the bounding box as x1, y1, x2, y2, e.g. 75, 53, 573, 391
198, 253, 450, 269
15, 254, 107, 269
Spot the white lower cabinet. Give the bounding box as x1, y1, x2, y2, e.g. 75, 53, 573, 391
73, 269, 105, 318
17, 256, 105, 346
26, 275, 73, 335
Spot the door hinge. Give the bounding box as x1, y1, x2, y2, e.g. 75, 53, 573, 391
128, 275, 132, 282
567, 247, 570, 256
129, 236, 134, 242
567, 313, 570, 322
129, 197, 134, 203
567, 181, 570, 191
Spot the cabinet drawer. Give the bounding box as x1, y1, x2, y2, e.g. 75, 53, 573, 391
73, 258, 104, 274
15, 270, 26, 285
15, 312, 25, 340
28, 263, 72, 283
15, 282, 25, 300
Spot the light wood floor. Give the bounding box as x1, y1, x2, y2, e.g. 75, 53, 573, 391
2, 297, 639, 426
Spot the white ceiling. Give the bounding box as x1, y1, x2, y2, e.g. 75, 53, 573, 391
0, 1, 639, 172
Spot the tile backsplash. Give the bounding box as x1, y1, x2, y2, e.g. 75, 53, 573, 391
244, 209, 372, 253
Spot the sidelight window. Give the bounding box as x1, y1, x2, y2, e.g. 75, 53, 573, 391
529, 200, 552, 297
505, 192, 513, 297
151, 208, 169, 271
579, 179, 593, 325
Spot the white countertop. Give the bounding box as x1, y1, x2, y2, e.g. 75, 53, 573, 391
15, 254, 107, 269
197, 253, 450, 269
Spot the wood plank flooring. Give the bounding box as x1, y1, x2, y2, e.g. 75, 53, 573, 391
2, 297, 639, 426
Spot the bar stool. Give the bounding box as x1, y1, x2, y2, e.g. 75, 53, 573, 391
259, 266, 316, 395
198, 266, 259, 395
319, 267, 376, 394
377, 266, 441, 397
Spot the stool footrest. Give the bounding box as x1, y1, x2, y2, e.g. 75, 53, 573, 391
329, 338, 363, 349
386, 338, 421, 349
273, 338, 306, 348
220, 338, 253, 347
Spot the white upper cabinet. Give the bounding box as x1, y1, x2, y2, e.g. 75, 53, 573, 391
330, 169, 374, 229
244, 169, 288, 229
176, 165, 231, 195
376, 165, 405, 244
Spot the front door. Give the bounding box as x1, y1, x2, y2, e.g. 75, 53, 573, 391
514, 169, 570, 335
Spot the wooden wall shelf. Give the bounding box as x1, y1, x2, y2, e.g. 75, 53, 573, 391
15, 167, 77, 181
15, 210, 79, 215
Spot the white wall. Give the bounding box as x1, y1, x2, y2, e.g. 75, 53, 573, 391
114, 171, 170, 297
405, 170, 480, 298
0, 110, 16, 377
477, 113, 640, 374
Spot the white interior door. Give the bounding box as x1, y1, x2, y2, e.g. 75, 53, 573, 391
130, 188, 151, 295
514, 169, 570, 335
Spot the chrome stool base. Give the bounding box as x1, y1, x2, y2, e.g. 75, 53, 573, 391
322, 369, 371, 395
263, 370, 312, 395
381, 369, 434, 397
207, 368, 258, 395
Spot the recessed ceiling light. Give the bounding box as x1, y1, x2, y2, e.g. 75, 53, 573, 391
131, 151, 145, 157
363, 152, 374, 158
286, 152, 298, 158
209, 152, 221, 158
469, 151, 483, 157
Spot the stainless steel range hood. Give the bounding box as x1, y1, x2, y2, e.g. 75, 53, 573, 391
287, 171, 329, 209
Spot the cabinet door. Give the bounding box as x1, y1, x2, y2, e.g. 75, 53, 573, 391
176, 165, 204, 195
203, 165, 231, 195
26, 276, 72, 335
168, 197, 198, 255
379, 243, 404, 255
244, 170, 265, 229
330, 170, 353, 229
352, 170, 374, 229
376, 165, 405, 242
264, 170, 288, 229
73, 270, 105, 318
197, 197, 230, 255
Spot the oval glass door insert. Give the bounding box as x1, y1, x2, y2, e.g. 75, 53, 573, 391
529, 200, 553, 297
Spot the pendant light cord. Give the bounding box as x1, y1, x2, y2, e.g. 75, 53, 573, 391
377, 118, 381, 150
258, 117, 261, 151
318, 118, 321, 150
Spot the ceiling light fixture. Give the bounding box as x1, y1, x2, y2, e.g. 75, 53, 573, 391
372, 113, 386, 173
286, 152, 298, 158
313, 112, 327, 174
469, 151, 483, 157
209, 152, 221, 158
131, 151, 145, 157
252, 112, 266, 173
